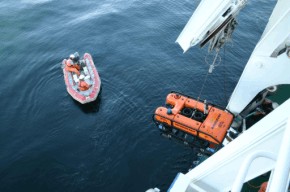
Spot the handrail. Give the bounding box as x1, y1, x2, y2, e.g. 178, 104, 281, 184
231, 151, 276, 192
267, 116, 290, 192
232, 116, 290, 192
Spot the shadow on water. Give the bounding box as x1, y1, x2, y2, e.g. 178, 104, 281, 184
73, 86, 103, 113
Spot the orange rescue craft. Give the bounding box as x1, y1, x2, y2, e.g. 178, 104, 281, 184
153, 92, 234, 153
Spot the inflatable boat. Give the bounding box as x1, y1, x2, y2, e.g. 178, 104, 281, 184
62, 53, 101, 104
153, 91, 234, 152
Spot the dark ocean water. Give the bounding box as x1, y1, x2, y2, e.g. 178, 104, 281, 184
0, 0, 276, 191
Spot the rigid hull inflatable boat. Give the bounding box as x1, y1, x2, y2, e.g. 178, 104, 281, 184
62, 53, 101, 104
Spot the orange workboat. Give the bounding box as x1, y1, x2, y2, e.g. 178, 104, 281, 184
153, 91, 234, 153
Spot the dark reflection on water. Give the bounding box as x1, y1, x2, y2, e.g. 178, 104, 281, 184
73, 87, 103, 114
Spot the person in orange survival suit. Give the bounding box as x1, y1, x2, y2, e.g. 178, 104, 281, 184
65, 53, 81, 76
78, 75, 91, 91
258, 182, 268, 192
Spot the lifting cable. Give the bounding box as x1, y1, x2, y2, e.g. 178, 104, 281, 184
222, 45, 228, 106
194, 50, 221, 110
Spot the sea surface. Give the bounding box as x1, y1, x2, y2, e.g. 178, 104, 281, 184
0, 0, 276, 191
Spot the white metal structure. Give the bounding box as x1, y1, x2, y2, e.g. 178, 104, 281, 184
167, 0, 290, 191
227, 0, 290, 114
168, 99, 290, 192
176, 0, 247, 52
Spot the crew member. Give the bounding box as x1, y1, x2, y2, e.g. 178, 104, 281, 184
65, 54, 81, 76
258, 182, 268, 192
78, 75, 91, 91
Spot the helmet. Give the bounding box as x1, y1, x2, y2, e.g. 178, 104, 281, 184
69, 54, 75, 60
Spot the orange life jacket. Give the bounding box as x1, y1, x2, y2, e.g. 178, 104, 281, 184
66, 59, 80, 69
258, 182, 268, 192
79, 80, 90, 91
65, 59, 81, 75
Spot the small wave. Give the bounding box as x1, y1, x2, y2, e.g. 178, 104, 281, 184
68, 3, 119, 25
20, 0, 54, 5
68, 0, 142, 25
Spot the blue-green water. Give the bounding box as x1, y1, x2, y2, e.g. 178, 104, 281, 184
0, 0, 276, 191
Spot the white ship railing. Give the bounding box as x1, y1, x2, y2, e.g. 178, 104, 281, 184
232, 116, 290, 192
231, 151, 276, 192
167, 99, 290, 192
267, 116, 290, 192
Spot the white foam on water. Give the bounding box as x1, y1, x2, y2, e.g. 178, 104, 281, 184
20, 0, 54, 5
69, 3, 118, 25
68, 0, 141, 25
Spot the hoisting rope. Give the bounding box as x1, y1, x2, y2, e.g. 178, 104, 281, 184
193, 50, 221, 111
222, 45, 228, 105
206, 49, 221, 74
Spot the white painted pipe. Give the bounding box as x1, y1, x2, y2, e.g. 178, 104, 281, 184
231, 151, 276, 192
267, 116, 290, 192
